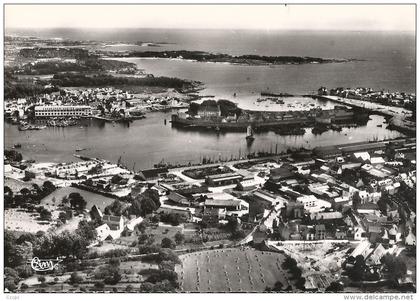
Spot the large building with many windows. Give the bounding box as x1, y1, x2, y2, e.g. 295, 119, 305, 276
34, 105, 92, 117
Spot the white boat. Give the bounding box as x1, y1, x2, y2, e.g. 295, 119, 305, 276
246, 125, 255, 141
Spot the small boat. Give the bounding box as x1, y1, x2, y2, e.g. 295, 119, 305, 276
75, 148, 86, 152
246, 125, 255, 141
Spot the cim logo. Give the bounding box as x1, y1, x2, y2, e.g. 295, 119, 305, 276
30, 257, 63, 272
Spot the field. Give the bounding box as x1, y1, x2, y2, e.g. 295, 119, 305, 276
176, 248, 291, 292
40, 186, 116, 212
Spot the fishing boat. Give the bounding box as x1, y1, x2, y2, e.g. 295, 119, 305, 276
246, 125, 255, 141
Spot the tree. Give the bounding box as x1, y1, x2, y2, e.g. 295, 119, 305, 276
69, 192, 87, 210
161, 237, 175, 249
138, 233, 154, 245
174, 232, 185, 245
39, 208, 52, 221
94, 281, 105, 290
76, 220, 97, 242
350, 255, 366, 281
382, 254, 408, 279
326, 281, 344, 292
42, 181, 56, 194
104, 200, 124, 216
69, 272, 83, 285
131, 189, 161, 217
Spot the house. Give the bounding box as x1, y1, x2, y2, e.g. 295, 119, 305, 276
197, 104, 221, 118
357, 202, 380, 215
310, 211, 343, 222
313, 145, 342, 159
205, 173, 243, 187
204, 198, 242, 211
370, 157, 385, 166
202, 208, 226, 227
167, 191, 190, 206
137, 167, 168, 181
365, 244, 386, 266
405, 231, 416, 246
268, 164, 296, 182
302, 226, 315, 240
353, 226, 366, 241
282, 202, 305, 220
250, 189, 285, 209
353, 152, 371, 163
90, 205, 103, 221
315, 224, 326, 240
350, 240, 372, 258
95, 224, 111, 242
102, 215, 124, 231
335, 230, 347, 240
125, 216, 144, 232
157, 205, 192, 221
296, 195, 331, 213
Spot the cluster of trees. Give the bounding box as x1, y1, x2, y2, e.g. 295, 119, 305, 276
223, 217, 246, 240
68, 192, 87, 211
93, 258, 122, 287
188, 99, 242, 117
4, 149, 23, 162
139, 249, 180, 292
130, 189, 161, 217
158, 212, 187, 226
5, 221, 97, 270
281, 257, 306, 289
381, 254, 408, 280
16, 57, 139, 76
19, 47, 89, 59
4, 181, 56, 209
50, 73, 193, 89
4, 225, 94, 291
110, 174, 128, 185
104, 199, 128, 216
5, 71, 59, 99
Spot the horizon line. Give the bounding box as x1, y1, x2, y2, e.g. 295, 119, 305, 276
5, 27, 416, 33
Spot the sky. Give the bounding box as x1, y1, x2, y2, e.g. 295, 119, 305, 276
5, 4, 416, 31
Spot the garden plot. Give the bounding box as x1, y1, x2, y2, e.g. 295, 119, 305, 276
176, 248, 290, 292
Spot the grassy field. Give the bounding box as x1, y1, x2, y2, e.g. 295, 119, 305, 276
176, 248, 291, 292
40, 186, 116, 212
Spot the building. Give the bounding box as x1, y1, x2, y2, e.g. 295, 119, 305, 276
313, 145, 342, 159
296, 195, 331, 213
167, 191, 190, 206
102, 215, 124, 231
34, 105, 92, 117
315, 224, 326, 240
202, 207, 226, 226
137, 167, 168, 181
197, 104, 221, 118
90, 205, 103, 221
250, 189, 285, 209
205, 173, 243, 186
95, 224, 111, 242
204, 198, 242, 211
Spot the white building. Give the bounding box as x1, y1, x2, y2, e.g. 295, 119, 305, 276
35, 105, 92, 117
